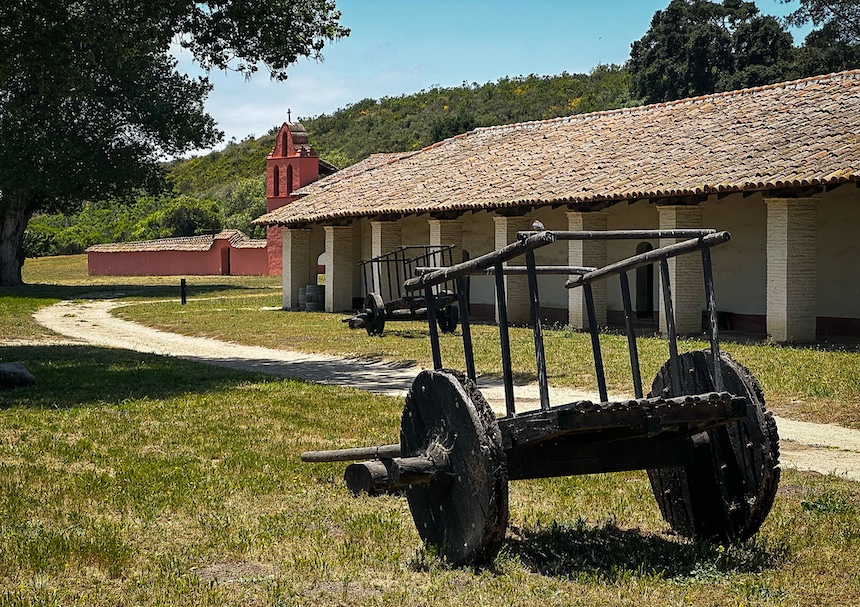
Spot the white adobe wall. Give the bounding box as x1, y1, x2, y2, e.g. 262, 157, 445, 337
324, 225, 355, 312
459, 209, 573, 315
428, 218, 463, 253
766, 197, 817, 342
568, 211, 608, 329
400, 214, 430, 246
440, 207, 575, 315
322, 183, 859, 334
494, 216, 532, 323
461, 211, 497, 309
281, 228, 310, 310
281, 224, 327, 310
355, 214, 450, 299
605, 200, 660, 313
657, 205, 705, 335
371, 221, 403, 302
817, 187, 860, 318
531, 206, 572, 314
601, 195, 769, 320
702, 194, 767, 316
356, 217, 371, 296
358, 217, 372, 260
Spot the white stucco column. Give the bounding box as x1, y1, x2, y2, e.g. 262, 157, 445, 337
324, 225, 354, 313
657, 205, 704, 335
370, 220, 402, 301
428, 218, 463, 253
493, 215, 531, 324
567, 211, 608, 329
429, 218, 464, 296
282, 228, 311, 310
766, 197, 817, 343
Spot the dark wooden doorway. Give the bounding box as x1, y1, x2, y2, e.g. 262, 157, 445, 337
635, 242, 654, 319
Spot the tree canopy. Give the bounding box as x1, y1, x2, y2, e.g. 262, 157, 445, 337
783, 0, 860, 73
628, 0, 796, 103
0, 0, 347, 285
629, 0, 860, 104
782, 0, 860, 46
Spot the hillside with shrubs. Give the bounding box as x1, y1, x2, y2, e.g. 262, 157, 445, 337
24, 67, 634, 257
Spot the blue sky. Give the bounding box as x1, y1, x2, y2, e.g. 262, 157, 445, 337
176, 0, 807, 150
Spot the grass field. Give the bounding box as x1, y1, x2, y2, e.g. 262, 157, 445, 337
2, 344, 859, 606
113, 291, 860, 429
6, 254, 860, 429
1, 254, 859, 605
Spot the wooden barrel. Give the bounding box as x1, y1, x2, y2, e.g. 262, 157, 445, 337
298, 286, 307, 311
304, 285, 325, 311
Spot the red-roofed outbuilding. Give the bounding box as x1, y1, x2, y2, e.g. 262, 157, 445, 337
87, 121, 336, 277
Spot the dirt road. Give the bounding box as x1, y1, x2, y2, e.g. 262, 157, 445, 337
27, 299, 860, 482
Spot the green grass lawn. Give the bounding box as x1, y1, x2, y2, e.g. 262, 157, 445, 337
1, 344, 859, 605
4, 253, 860, 429
114, 294, 860, 429
1, 254, 280, 341
1, 255, 860, 604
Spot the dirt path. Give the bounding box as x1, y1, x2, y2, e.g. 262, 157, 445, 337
28, 299, 860, 482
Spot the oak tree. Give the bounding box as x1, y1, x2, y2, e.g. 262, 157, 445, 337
629, 0, 796, 103
782, 0, 860, 46
783, 0, 860, 74
0, 0, 348, 285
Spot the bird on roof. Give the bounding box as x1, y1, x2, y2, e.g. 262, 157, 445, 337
531, 219, 545, 231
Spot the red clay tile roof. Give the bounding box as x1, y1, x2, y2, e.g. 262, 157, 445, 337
86, 230, 266, 253
255, 70, 860, 227
293, 152, 416, 197
214, 229, 266, 248
230, 237, 267, 249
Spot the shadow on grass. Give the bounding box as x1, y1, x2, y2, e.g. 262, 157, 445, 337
351, 353, 420, 369
474, 370, 538, 385
1, 281, 272, 303
385, 328, 431, 340
506, 520, 787, 581
0, 344, 271, 409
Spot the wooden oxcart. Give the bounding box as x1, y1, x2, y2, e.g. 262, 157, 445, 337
347, 244, 460, 336
305, 229, 780, 566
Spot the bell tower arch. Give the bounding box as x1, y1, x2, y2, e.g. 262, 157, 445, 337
266, 121, 320, 213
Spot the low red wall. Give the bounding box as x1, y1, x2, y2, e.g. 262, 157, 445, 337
87, 242, 269, 276
87, 250, 221, 276
230, 247, 268, 276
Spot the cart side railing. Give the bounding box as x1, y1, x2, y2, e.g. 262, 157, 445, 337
360, 244, 457, 303
405, 229, 731, 418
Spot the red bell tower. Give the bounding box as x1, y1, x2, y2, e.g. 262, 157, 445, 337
266, 121, 320, 213
265, 121, 321, 274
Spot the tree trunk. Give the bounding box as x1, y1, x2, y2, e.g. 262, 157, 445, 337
0, 196, 31, 287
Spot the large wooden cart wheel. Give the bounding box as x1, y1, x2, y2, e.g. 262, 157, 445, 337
363, 293, 386, 336
647, 351, 780, 543
401, 370, 508, 566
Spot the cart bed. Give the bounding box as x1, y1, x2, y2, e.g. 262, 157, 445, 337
499, 391, 747, 450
